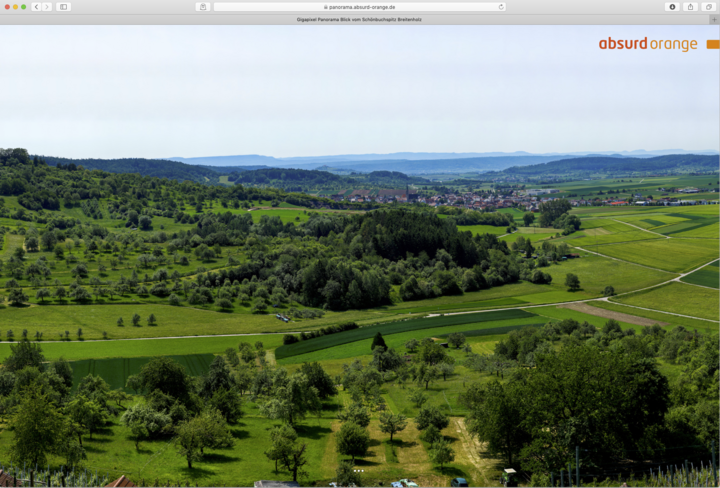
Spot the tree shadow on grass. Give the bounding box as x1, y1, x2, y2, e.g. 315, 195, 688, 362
354, 458, 381, 467
83, 445, 107, 454
177, 465, 215, 479
433, 466, 468, 478
393, 439, 417, 449
202, 452, 240, 464
295, 424, 331, 440
229, 428, 250, 440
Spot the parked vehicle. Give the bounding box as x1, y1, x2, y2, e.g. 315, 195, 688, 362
500, 469, 518, 487
398, 479, 419, 487
451, 478, 469, 487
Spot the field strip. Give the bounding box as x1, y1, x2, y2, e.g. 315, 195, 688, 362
610, 218, 670, 239
573, 246, 677, 273
557, 302, 669, 326
9, 331, 300, 345
670, 279, 718, 291
604, 301, 720, 323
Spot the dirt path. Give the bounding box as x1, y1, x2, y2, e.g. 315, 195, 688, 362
453, 418, 496, 487
558, 302, 669, 326
610, 218, 670, 239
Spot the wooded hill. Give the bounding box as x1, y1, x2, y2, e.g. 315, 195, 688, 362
227, 168, 429, 192
489, 154, 720, 177
38, 155, 235, 184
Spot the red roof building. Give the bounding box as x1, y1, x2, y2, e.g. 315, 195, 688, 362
105, 475, 137, 487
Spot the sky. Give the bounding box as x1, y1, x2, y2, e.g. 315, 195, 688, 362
0, 25, 718, 159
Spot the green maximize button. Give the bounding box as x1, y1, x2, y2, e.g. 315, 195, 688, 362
21, 3, 25, 7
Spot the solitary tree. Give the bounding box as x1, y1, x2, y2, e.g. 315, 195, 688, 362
371, 332, 387, 351
379, 412, 408, 443
523, 212, 535, 227
429, 438, 455, 473
565, 273, 581, 291
147, 313, 156, 326
409, 389, 428, 409
117, 317, 124, 327
335, 422, 370, 462
132, 313, 141, 326
35, 288, 51, 303
603, 285, 615, 297
447, 332, 466, 349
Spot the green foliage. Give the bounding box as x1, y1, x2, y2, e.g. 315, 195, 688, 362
7, 383, 67, 467
564, 273, 581, 291
3, 340, 46, 373
428, 438, 455, 472
379, 412, 408, 443
415, 405, 450, 431
371, 331, 387, 351
338, 402, 371, 428
335, 459, 362, 487
335, 421, 370, 462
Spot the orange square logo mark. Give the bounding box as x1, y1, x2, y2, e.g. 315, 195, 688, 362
707, 40, 720, 49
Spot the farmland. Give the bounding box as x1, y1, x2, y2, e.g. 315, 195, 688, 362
584, 238, 719, 273
680, 260, 719, 288
71, 354, 214, 391
0, 155, 717, 488
611, 282, 720, 321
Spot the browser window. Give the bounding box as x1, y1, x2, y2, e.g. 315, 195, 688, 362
0, 2, 718, 488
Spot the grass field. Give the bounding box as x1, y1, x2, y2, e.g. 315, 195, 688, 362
278, 316, 544, 365
585, 238, 719, 273
540, 254, 675, 295
0, 334, 285, 362
612, 282, 720, 321
680, 260, 719, 288
456, 224, 507, 236
71, 354, 214, 391
0, 304, 386, 341
275, 309, 537, 360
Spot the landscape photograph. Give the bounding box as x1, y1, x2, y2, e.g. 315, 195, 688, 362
0, 25, 718, 488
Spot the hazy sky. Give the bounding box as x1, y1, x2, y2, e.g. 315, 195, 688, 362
0, 25, 718, 159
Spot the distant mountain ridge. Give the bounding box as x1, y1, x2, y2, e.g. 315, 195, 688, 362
489, 154, 720, 176
166, 149, 719, 167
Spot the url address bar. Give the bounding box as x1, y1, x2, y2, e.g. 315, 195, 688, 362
212, 2, 507, 11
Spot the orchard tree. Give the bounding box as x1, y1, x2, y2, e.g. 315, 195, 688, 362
7, 384, 66, 467
335, 460, 362, 487
259, 371, 321, 426
265, 424, 298, 473
338, 402, 371, 428
379, 412, 407, 443
447, 332, 466, 349
336, 422, 370, 462
429, 438, 455, 473
8, 288, 29, 306
415, 406, 450, 431
35, 288, 51, 302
